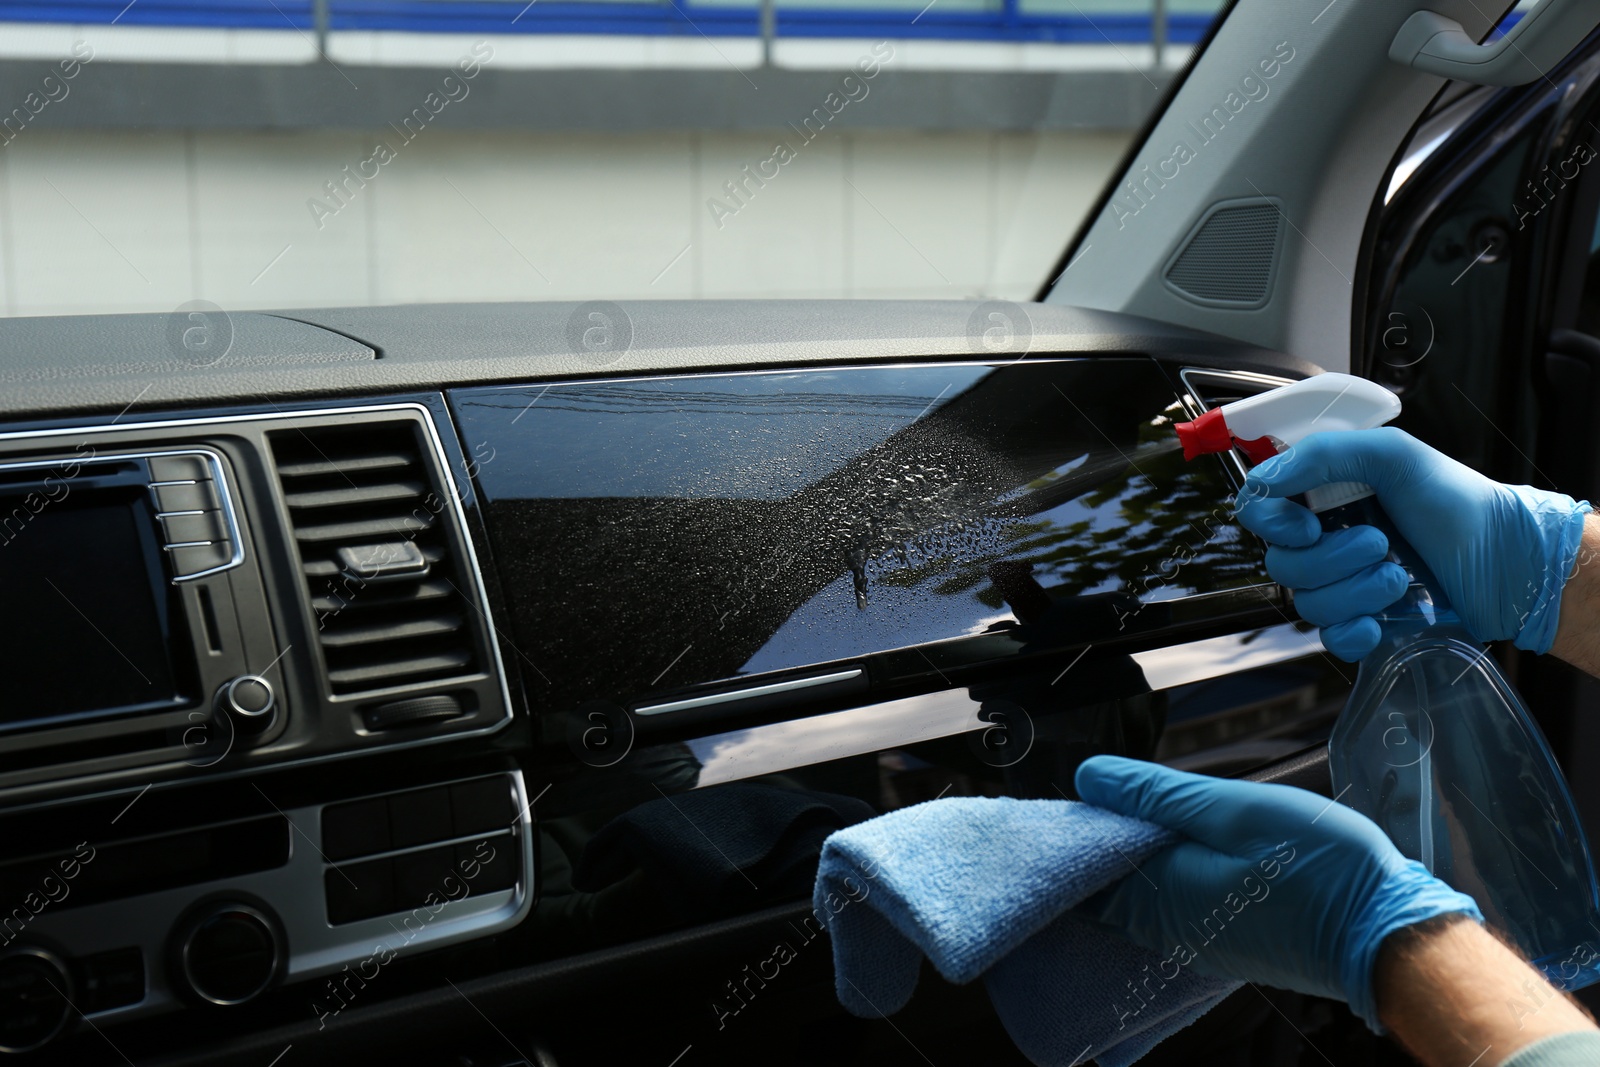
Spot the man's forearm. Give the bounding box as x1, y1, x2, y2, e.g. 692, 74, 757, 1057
1551, 512, 1600, 677
1374, 915, 1596, 1067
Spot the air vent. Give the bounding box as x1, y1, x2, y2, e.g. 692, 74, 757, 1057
270, 422, 479, 696
1164, 199, 1282, 309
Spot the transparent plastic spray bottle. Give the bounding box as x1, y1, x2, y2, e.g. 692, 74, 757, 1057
1176, 374, 1600, 990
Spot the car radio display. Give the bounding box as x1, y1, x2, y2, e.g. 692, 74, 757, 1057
0, 492, 189, 729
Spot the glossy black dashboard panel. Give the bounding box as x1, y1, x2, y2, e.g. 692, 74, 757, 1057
454, 359, 1275, 726
444, 356, 1349, 979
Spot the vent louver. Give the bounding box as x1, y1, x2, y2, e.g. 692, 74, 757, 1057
270, 422, 479, 696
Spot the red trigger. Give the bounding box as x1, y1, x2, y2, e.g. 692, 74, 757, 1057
1234, 436, 1280, 464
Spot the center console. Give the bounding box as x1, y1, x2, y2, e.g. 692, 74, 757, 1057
0, 771, 534, 1052
0, 400, 528, 1054
0, 402, 511, 794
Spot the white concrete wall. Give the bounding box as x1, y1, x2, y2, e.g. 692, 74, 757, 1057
0, 127, 1130, 316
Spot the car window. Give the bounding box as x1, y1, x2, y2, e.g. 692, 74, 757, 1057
0, 1, 1228, 315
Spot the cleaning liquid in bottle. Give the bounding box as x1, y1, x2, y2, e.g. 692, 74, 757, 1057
1175, 373, 1600, 991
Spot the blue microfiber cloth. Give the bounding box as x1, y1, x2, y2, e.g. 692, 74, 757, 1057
813, 796, 1242, 1067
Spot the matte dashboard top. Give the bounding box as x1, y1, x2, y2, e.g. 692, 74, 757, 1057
0, 300, 1319, 420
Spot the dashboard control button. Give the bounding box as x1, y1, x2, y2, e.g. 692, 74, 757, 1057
458, 839, 517, 895
321, 798, 392, 861
80, 948, 144, 1013
151, 481, 219, 514
175, 903, 282, 1006
221, 675, 274, 718
158, 510, 227, 545
325, 859, 395, 925
217, 675, 275, 737
336, 541, 430, 583
168, 541, 234, 577
147, 456, 212, 483
388, 787, 453, 850
0, 947, 71, 1053
392, 846, 456, 910
363, 694, 463, 732
451, 777, 515, 837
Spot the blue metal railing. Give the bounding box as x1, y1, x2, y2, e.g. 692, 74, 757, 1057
0, 0, 1222, 43
0, 0, 316, 29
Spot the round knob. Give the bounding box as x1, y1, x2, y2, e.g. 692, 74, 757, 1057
176, 903, 282, 1006
218, 675, 275, 734
0, 947, 72, 1053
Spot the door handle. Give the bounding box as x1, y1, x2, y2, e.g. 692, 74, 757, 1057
1390, 1, 1600, 87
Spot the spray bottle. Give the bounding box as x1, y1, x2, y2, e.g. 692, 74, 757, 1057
1175, 372, 1600, 991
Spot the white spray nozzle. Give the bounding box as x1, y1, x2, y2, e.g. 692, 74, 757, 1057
1174, 372, 1402, 512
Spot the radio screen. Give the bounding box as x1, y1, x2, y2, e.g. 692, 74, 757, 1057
0, 493, 187, 728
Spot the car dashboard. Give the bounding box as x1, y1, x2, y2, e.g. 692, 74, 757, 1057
0, 301, 1341, 1065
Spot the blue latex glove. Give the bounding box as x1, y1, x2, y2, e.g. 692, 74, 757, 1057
1233, 426, 1590, 661
1074, 755, 1484, 1031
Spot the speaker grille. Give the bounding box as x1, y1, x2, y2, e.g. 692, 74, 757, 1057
1164, 202, 1281, 307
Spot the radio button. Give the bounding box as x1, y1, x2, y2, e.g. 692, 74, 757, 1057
324, 858, 395, 925
224, 676, 274, 719
159, 510, 227, 545
388, 787, 453, 850
392, 845, 456, 910
151, 481, 220, 514
321, 798, 392, 861
147, 456, 212, 483
0, 948, 72, 1053
216, 675, 276, 739
80, 948, 144, 1013
451, 777, 515, 837
174, 903, 282, 1006
168, 541, 234, 577
457, 838, 518, 894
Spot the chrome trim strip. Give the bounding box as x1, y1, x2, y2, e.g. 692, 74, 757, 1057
635, 667, 864, 717
1130, 622, 1325, 692
332, 827, 515, 867
688, 688, 987, 788
0, 403, 515, 767
682, 623, 1325, 789
0, 447, 246, 583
